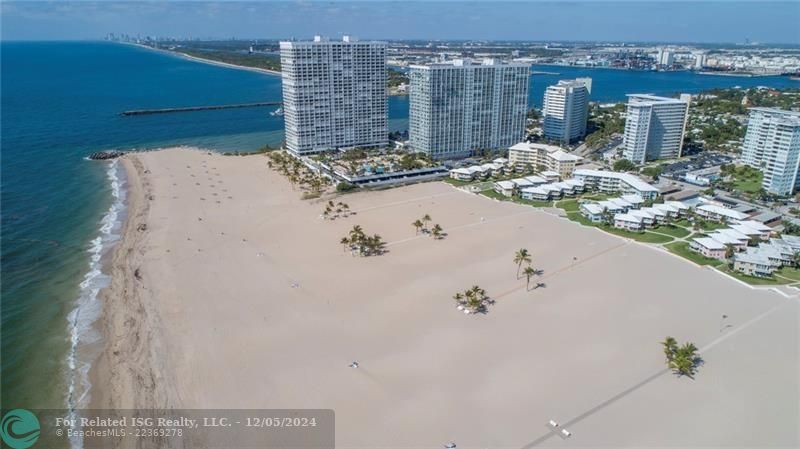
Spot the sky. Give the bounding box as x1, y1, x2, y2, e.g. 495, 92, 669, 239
1, 1, 799, 44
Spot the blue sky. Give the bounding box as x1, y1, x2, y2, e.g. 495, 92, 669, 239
2, 1, 799, 44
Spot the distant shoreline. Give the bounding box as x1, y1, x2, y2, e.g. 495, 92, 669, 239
127, 42, 282, 77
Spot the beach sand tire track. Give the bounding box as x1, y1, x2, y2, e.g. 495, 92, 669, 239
93, 155, 179, 418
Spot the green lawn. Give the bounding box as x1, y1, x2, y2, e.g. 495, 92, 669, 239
651, 224, 691, 238
774, 266, 800, 282
601, 226, 674, 244
479, 189, 551, 207
665, 242, 724, 266
719, 266, 784, 285
566, 211, 595, 226
731, 170, 763, 194
564, 212, 674, 243
442, 177, 474, 187
555, 199, 580, 212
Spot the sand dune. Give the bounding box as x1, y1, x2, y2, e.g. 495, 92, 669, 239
93, 147, 799, 448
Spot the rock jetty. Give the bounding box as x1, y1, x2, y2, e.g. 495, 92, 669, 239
88, 150, 125, 160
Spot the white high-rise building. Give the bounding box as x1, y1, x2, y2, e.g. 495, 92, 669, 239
279, 35, 387, 155
741, 107, 800, 196
622, 94, 690, 164
409, 59, 529, 159
542, 78, 592, 144
657, 49, 673, 66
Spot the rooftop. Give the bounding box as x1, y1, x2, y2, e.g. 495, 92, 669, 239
573, 169, 659, 193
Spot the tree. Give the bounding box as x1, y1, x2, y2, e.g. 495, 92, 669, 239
431, 224, 443, 239
661, 336, 678, 362
412, 219, 424, 235
601, 207, 615, 225
661, 337, 701, 377
421, 214, 432, 232
724, 244, 735, 260
340, 237, 350, 251
793, 250, 800, 268
613, 159, 637, 172
523, 265, 536, 290
513, 248, 532, 278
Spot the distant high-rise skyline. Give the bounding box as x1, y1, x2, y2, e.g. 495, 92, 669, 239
1, 2, 798, 44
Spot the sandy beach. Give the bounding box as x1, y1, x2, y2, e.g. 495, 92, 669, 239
93, 147, 799, 448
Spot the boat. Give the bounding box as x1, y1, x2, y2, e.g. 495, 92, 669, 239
270, 107, 283, 116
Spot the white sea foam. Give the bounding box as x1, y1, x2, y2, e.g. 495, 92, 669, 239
66, 159, 127, 449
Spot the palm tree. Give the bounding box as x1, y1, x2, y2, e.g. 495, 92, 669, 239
421, 214, 432, 232
340, 237, 350, 252
453, 292, 464, 304
412, 219, 424, 235
670, 342, 700, 377
662, 338, 700, 377
431, 224, 443, 239
661, 336, 678, 362
792, 250, 800, 268
523, 265, 536, 290
724, 244, 735, 260
513, 248, 532, 278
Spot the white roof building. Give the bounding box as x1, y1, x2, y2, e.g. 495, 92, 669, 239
494, 180, 515, 190
730, 223, 762, 238
523, 175, 548, 185
641, 206, 667, 218
738, 220, 772, 233
621, 194, 645, 205
614, 213, 643, 224
629, 209, 656, 221
572, 169, 659, 200
692, 237, 726, 251
708, 232, 745, 246
696, 204, 749, 222
581, 203, 605, 215
511, 178, 534, 188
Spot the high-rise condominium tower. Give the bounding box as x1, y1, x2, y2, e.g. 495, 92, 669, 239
279, 35, 387, 155
741, 107, 800, 196
542, 78, 592, 145
409, 59, 529, 160
622, 94, 690, 164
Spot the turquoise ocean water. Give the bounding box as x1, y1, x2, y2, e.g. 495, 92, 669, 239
1, 41, 797, 411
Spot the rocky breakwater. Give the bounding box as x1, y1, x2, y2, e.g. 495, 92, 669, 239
88, 150, 125, 160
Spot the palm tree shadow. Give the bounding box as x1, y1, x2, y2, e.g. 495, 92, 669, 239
534, 282, 546, 289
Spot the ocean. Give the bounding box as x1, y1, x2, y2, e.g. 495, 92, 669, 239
1, 41, 797, 411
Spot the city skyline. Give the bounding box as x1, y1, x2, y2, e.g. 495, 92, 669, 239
1, 1, 799, 44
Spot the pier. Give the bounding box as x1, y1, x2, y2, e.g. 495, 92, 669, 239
121, 101, 282, 116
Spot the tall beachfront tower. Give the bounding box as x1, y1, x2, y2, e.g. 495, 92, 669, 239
279, 35, 388, 155
622, 94, 690, 164
741, 107, 800, 196
542, 77, 592, 145
409, 59, 529, 160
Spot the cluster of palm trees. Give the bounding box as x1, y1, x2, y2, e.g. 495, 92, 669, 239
661, 337, 702, 378
412, 214, 445, 239
267, 151, 330, 196
452, 285, 494, 314
340, 225, 386, 257
514, 248, 543, 290
322, 200, 352, 220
